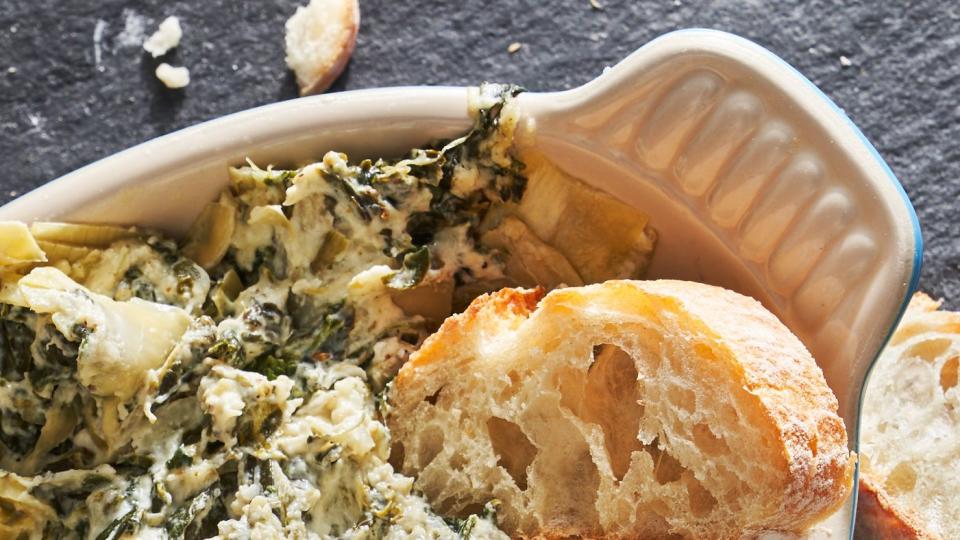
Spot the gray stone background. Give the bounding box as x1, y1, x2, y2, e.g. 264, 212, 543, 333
1, 0, 957, 307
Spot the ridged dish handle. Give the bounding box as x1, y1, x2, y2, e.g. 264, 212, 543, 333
521, 29, 922, 443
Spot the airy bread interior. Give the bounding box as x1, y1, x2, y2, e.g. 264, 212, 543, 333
388, 281, 853, 538
857, 292, 960, 540
284, 0, 359, 95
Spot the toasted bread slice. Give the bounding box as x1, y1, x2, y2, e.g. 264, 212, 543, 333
855, 471, 938, 540
856, 292, 960, 539
388, 281, 854, 538
284, 0, 360, 95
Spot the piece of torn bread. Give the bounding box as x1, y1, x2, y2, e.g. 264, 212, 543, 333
387, 281, 854, 538
856, 292, 960, 540
284, 0, 360, 95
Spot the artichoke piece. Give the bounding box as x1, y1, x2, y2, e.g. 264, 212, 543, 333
481, 216, 583, 289
390, 278, 454, 323
25, 400, 79, 469
29, 221, 137, 248
36, 240, 93, 263
208, 268, 243, 318
0, 473, 56, 538
0, 221, 46, 267
500, 151, 657, 283
248, 204, 289, 228
182, 197, 236, 270
311, 230, 349, 271
17, 267, 191, 401
228, 163, 292, 206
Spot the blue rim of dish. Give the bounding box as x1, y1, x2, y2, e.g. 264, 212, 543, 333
653, 28, 924, 537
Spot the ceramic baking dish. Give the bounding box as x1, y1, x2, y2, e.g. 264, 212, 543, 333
0, 29, 921, 537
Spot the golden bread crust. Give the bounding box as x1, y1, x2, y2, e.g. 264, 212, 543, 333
856, 292, 960, 539
390, 280, 853, 538
855, 472, 939, 540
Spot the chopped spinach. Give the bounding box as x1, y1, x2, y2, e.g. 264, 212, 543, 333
246, 354, 297, 381
210, 300, 293, 372
0, 81, 528, 539
284, 301, 354, 362
0, 408, 42, 455
166, 447, 192, 470
166, 485, 222, 539
113, 455, 153, 476
236, 402, 283, 447
119, 266, 158, 302
94, 507, 139, 540
0, 304, 35, 380
27, 323, 79, 394
206, 332, 244, 366
326, 170, 384, 222
385, 247, 430, 290
241, 301, 288, 344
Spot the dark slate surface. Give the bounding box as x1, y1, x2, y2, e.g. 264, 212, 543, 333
1, 0, 957, 306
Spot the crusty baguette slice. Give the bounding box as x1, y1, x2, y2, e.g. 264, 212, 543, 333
855, 472, 938, 540
388, 281, 854, 538
284, 0, 360, 95
856, 292, 960, 540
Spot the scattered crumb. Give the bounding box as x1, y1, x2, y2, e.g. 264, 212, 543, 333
144, 16, 183, 58
93, 20, 108, 71
155, 63, 190, 88
9, 24, 17, 33
8, 191, 18, 198
231, 63, 239, 71
589, 0, 604, 10
24, 112, 50, 140
115, 9, 148, 49
839, 55, 852, 67
7, 66, 16, 74
507, 42, 522, 54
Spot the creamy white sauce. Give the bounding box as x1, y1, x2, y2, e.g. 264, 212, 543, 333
0, 85, 527, 540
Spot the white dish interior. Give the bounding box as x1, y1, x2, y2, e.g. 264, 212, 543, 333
0, 29, 922, 537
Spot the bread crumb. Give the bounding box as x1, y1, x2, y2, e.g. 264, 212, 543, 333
155, 63, 190, 89
116, 9, 148, 49
7, 66, 16, 74
93, 20, 108, 71
144, 16, 182, 58
589, 0, 604, 10
284, 0, 360, 96
839, 55, 852, 67
507, 42, 522, 54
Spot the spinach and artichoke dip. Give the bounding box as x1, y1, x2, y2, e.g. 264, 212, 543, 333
0, 85, 656, 540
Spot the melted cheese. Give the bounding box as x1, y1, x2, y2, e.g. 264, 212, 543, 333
0, 85, 541, 539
